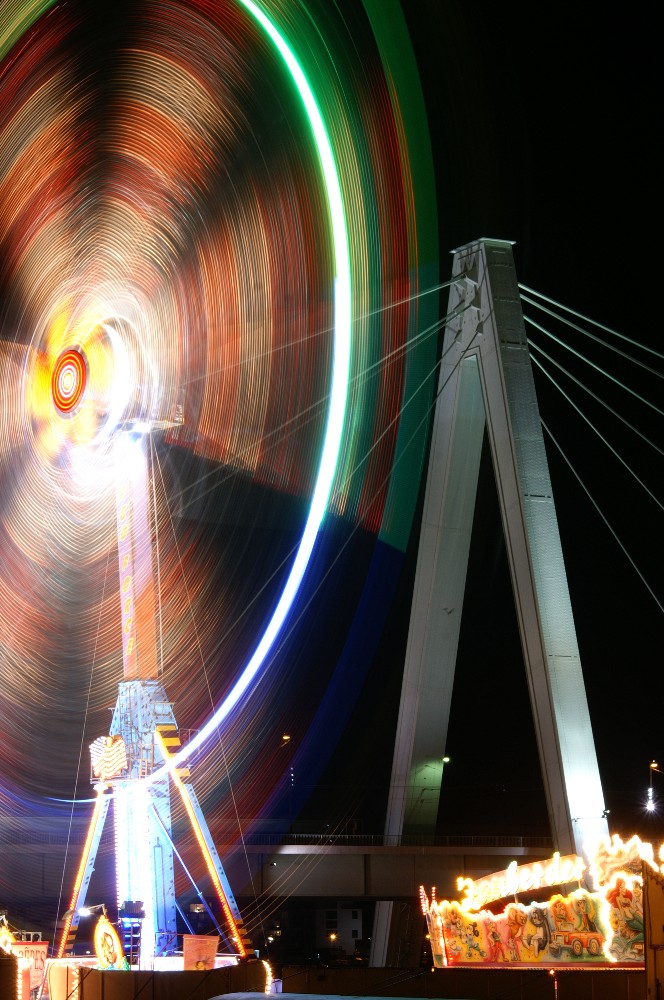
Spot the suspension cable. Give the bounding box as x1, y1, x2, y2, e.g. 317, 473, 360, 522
530, 350, 664, 511
524, 314, 664, 418
540, 418, 663, 614
519, 283, 664, 362
527, 338, 664, 458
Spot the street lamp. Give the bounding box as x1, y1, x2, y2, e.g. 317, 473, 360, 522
61, 902, 108, 920
647, 760, 661, 812
79, 904, 108, 918
281, 733, 295, 825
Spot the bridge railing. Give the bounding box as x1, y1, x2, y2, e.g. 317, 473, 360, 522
217, 831, 553, 850
0, 818, 552, 851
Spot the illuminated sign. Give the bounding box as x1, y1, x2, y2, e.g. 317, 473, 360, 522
115, 472, 138, 678
113, 434, 159, 683
89, 735, 128, 782
9, 941, 48, 992
421, 836, 654, 969
182, 934, 219, 970
0, 924, 48, 995
94, 915, 127, 970
457, 852, 586, 912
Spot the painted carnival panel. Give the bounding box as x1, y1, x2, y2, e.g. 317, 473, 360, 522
421, 835, 651, 968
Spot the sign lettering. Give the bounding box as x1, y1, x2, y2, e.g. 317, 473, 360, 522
458, 852, 586, 911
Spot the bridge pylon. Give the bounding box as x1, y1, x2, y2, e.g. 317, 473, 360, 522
371, 238, 608, 966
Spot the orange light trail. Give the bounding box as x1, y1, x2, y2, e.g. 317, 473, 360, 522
56, 785, 109, 959
154, 729, 248, 957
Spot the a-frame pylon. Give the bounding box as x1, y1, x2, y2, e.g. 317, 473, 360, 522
371, 238, 608, 966
57, 430, 253, 964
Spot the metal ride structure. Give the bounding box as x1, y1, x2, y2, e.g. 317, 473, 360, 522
0, 0, 437, 973
54, 348, 253, 965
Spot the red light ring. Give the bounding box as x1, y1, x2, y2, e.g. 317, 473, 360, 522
52, 348, 87, 413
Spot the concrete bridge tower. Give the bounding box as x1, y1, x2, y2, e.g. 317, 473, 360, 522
371, 238, 609, 966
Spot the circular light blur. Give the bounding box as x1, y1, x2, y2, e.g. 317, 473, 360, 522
51, 348, 87, 414
0, 0, 437, 869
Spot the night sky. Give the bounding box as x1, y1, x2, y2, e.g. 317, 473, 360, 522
306, 1, 662, 842
412, 0, 661, 839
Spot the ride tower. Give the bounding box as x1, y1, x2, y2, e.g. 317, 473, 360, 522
52, 345, 253, 966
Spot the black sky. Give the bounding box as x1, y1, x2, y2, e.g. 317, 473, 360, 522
417, 1, 661, 837
304, 1, 662, 842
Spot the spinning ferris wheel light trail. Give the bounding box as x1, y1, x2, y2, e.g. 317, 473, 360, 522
27, 0, 360, 963
9, 0, 358, 966
43, 0, 355, 961
53, 341, 253, 964
0, 0, 437, 973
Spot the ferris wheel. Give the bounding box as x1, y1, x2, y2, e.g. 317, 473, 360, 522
0, 0, 437, 964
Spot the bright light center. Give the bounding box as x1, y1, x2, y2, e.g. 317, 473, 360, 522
52, 348, 87, 414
